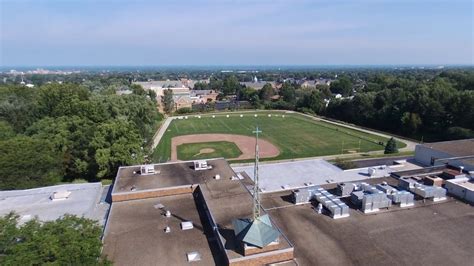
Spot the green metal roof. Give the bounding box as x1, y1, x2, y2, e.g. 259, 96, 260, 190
232, 214, 280, 248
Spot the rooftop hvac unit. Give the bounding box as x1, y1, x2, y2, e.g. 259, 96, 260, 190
194, 160, 211, 171
181, 221, 194, 230
187, 251, 201, 262
368, 168, 376, 177
140, 165, 155, 175
50, 190, 71, 201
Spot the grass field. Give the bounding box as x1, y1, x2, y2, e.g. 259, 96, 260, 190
152, 111, 406, 162
177, 141, 242, 160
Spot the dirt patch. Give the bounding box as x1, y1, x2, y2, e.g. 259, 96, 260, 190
194, 148, 216, 157
199, 148, 215, 154
171, 134, 280, 161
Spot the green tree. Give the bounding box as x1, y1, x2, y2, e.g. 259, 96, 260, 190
401, 112, 422, 134
91, 120, 144, 178
0, 85, 39, 132
130, 84, 146, 95
37, 83, 90, 118
259, 83, 276, 102
0, 136, 63, 189
0, 121, 15, 140
0, 213, 110, 265
300, 90, 324, 114
26, 116, 95, 181
162, 89, 174, 114
330, 77, 352, 96
384, 137, 398, 154
222, 75, 241, 96
279, 82, 296, 105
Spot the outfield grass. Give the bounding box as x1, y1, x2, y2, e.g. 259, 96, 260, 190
152, 111, 406, 162
177, 141, 242, 160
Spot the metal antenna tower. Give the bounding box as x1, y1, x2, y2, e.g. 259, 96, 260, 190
252, 126, 262, 220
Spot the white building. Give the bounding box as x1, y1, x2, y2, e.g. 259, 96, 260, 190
445, 177, 474, 204
414, 139, 474, 171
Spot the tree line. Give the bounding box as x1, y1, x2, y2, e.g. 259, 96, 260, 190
0, 83, 162, 189
201, 70, 473, 142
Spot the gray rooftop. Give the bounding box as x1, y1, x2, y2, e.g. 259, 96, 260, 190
113, 159, 235, 195
0, 183, 109, 225
421, 138, 474, 157
264, 190, 474, 265
232, 159, 416, 193
105, 159, 293, 264
102, 194, 216, 266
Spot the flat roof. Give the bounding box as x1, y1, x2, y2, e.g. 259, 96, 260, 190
106, 159, 293, 264
0, 183, 109, 225
449, 178, 474, 190
421, 138, 474, 157
113, 158, 235, 195
262, 177, 474, 265
232, 159, 419, 193
102, 194, 216, 266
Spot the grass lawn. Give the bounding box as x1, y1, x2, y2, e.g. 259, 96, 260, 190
177, 141, 242, 160
152, 111, 407, 162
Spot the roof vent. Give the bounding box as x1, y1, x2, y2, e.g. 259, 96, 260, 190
140, 165, 155, 175
165, 210, 171, 217
181, 221, 194, 230
214, 174, 221, 180
186, 251, 201, 262
154, 203, 165, 209
164, 226, 171, 233
50, 190, 71, 201
194, 160, 212, 171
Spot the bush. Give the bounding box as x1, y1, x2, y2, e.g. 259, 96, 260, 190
334, 158, 357, 170
176, 107, 193, 114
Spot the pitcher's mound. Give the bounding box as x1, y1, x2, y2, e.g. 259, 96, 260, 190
196, 148, 216, 156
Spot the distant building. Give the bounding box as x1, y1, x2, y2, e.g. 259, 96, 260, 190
133, 81, 193, 110
190, 90, 219, 104
414, 139, 474, 171
240, 81, 277, 90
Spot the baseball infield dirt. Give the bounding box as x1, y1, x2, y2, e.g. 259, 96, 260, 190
171, 134, 280, 161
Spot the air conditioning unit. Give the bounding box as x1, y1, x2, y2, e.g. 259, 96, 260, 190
194, 160, 211, 171
140, 165, 155, 175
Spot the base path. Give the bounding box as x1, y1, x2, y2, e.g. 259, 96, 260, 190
171, 134, 280, 161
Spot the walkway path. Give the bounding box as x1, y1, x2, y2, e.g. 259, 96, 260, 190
150, 116, 174, 149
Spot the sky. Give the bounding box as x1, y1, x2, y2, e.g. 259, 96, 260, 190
0, 0, 472, 66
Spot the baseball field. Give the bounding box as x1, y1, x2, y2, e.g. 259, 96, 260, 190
152, 111, 406, 162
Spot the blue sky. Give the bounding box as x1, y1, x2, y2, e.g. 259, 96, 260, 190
0, 0, 472, 66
